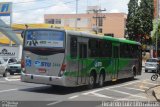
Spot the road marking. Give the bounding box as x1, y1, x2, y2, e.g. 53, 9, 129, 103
91, 93, 115, 99
124, 87, 145, 92
106, 89, 147, 99
5, 77, 20, 81
82, 89, 105, 95
47, 101, 63, 106
115, 98, 129, 101
68, 95, 79, 99
105, 80, 143, 89
0, 88, 18, 93
82, 80, 142, 95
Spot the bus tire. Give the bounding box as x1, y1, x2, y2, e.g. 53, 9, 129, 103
88, 72, 96, 89
98, 72, 105, 87
131, 67, 136, 79
3, 70, 7, 77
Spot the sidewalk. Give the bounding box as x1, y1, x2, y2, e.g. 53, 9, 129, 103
153, 85, 160, 102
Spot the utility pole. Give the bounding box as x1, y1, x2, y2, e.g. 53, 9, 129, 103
89, 8, 106, 34
10, 2, 13, 46
75, 0, 78, 30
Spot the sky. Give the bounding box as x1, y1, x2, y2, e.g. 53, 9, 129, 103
0, 0, 130, 24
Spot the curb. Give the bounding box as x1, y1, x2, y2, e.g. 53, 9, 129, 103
152, 87, 160, 102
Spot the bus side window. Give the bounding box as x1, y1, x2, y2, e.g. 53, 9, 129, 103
99, 40, 112, 57
70, 37, 77, 58
89, 39, 99, 57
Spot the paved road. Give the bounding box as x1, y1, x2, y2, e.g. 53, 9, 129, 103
0, 69, 159, 107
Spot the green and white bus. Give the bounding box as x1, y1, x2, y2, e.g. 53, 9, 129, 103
21, 28, 142, 88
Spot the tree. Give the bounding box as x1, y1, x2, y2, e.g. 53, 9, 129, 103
139, 0, 154, 44
126, 0, 141, 41
126, 0, 154, 44
152, 19, 160, 45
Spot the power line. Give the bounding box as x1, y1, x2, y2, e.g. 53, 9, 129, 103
13, 0, 49, 4
14, 0, 75, 13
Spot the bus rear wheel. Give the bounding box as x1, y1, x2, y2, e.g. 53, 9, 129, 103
88, 73, 96, 89
98, 73, 105, 87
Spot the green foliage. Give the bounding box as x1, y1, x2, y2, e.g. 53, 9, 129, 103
126, 0, 154, 44
152, 19, 160, 44
126, 0, 140, 40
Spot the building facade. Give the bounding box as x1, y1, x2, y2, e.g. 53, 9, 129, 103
44, 13, 127, 38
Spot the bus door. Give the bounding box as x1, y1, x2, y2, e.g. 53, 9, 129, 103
112, 45, 119, 81
77, 42, 87, 85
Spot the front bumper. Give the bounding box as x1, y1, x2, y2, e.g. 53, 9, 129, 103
145, 67, 157, 70
8, 69, 21, 73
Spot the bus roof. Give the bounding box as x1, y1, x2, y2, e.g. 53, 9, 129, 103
102, 36, 140, 45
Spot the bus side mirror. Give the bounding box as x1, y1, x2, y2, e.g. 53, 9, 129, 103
21, 31, 24, 38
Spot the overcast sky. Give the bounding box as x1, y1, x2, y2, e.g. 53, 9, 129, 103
0, 0, 130, 24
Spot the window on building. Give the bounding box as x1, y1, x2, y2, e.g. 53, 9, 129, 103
55, 19, 61, 24
99, 28, 103, 33
98, 18, 103, 26
45, 19, 54, 24
77, 18, 81, 21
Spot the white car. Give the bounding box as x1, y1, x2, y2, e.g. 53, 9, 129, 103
145, 58, 159, 72
3, 58, 18, 65
0, 58, 7, 77
0, 58, 18, 77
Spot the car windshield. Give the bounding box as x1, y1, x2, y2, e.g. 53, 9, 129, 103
3, 59, 8, 62
146, 59, 157, 62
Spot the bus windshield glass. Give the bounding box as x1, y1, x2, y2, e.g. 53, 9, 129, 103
25, 30, 65, 48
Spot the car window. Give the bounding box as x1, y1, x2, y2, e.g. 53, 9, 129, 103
9, 59, 16, 63
146, 59, 157, 62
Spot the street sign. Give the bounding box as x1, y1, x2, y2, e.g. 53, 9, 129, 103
0, 2, 12, 16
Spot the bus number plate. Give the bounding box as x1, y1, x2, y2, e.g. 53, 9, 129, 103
38, 68, 46, 73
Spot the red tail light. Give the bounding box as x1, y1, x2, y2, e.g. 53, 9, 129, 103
60, 64, 66, 71
21, 59, 25, 68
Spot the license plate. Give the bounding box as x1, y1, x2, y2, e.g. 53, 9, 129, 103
38, 68, 46, 73
11, 69, 16, 71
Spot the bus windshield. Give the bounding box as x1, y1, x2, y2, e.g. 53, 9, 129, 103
25, 30, 65, 48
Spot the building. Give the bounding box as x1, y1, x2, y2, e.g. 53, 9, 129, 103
44, 13, 127, 38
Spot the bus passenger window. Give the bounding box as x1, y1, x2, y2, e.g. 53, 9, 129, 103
70, 37, 77, 58
89, 39, 99, 57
